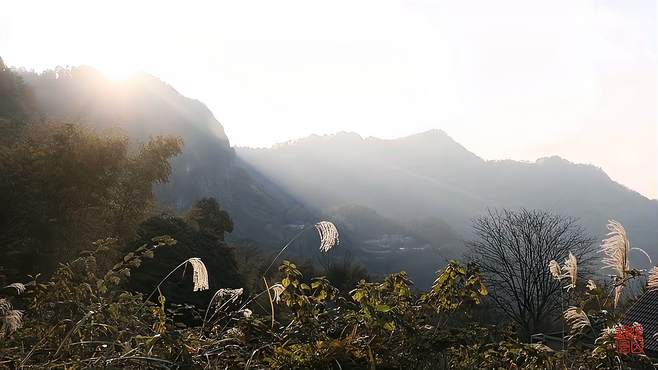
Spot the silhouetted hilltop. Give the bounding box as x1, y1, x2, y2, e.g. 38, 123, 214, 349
18, 66, 315, 246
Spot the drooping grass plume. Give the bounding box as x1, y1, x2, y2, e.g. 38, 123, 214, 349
0, 298, 23, 334
562, 252, 578, 290
2, 310, 23, 334
1, 283, 25, 334
601, 220, 630, 280
188, 257, 210, 292
263, 220, 340, 276
263, 281, 286, 328
271, 283, 285, 304
548, 260, 561, 280
3, 283, 26, 295
258, 221, 338, 328
140, 257, 210, 311
564, 306, 591, 335
315, 221, 340, 252
599, 220, 651, 307
0, 299, 9, 313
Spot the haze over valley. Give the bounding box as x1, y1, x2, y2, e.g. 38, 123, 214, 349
1, 2, 657, 366
6, 64, 656, 286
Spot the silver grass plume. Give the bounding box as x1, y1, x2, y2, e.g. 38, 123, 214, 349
213, 288, 244, 303
601, 220, 631, 307
3, 283, 25, 295
2, 310, 23, 333
595, 326, 617, 345
315, 221, 340, 252
188, 258, 209, 292
562, 252, 578, 290
271, 283, 285, 304
0, 299, 9, 313
648, 267, 658, 291
0, 298, 23, 334
548, 260, 561, 280
564, 306, 591, 335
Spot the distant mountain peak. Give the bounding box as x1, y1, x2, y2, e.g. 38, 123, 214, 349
271, 131, 363, 149
272, 129, 460, 149
393, 128, 456, 144
535, 155, 572, 165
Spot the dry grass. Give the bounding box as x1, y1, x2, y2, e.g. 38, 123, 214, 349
549, 260, 561, 280
271, 284, 285, 304
188, 258, 209, 292
1, 281, 26, 335
315, 221, 340, 252
564, 306, 590, 335
562, 252, 578, 290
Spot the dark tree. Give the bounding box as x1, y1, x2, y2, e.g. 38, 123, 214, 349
127, 213, 243, 307
322, 254, 370, 294
0, 56, 34, 124
0, 123, 182, 278
467, 209, 596, 339
186, 197, 233, 241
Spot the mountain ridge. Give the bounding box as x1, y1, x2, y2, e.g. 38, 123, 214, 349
16, 66, 317, 247
10, 64, 656, 284
241, 130, 638, 188
238, 129, 658, 259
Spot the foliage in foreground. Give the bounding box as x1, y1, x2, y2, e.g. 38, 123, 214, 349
1, 235, 651, 370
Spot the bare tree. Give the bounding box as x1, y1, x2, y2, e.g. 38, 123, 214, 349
467, 209, 596, 339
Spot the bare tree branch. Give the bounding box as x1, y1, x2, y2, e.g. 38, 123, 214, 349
467, 209, 596, 339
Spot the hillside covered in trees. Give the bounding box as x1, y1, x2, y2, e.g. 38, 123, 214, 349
239, 130, 658, 260
11, 62, 658, 288
1, 59, 658, 369
17, 65, 315, 247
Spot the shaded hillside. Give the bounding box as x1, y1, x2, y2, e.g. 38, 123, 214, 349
239, 130, 489, 226
238, 130, 658, 257
324, 204, 458, 287
127, 214, 243, 307
0, 57, 35, 124
18, 66, 315, 246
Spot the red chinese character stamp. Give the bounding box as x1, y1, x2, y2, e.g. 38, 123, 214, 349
615, 323, 644, 355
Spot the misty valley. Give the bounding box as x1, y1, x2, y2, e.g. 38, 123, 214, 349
1, 61, 657, 369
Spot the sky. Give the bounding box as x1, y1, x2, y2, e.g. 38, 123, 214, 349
1, 0, 657, 199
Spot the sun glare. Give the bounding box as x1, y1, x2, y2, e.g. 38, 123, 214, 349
98, 64, 137, 81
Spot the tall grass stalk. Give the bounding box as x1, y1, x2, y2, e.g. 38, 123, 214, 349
139, 257, 209, 311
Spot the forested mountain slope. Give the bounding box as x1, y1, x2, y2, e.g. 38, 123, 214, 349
18, 66, 315, 246
239, 130, 658, 257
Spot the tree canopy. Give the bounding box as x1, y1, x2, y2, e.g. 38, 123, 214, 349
186, 197, 234, 241
0, 122, 182, 278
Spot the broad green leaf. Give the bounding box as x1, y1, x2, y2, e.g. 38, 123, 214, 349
375, 304, 391, 313
383, 321, 396, 331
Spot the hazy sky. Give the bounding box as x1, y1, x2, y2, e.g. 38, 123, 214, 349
1, 0, 656, 199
